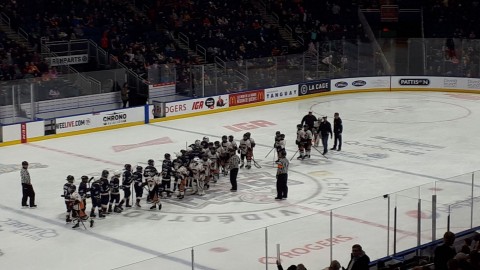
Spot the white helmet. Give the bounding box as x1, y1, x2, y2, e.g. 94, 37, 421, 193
193, 157, 200, 163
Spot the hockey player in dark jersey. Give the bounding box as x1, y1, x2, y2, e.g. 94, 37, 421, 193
144, 159, 158, 179
90, 178, 104, 218
63, 175, 76, 223
99, 170, 110, 216
78, 175, 91, 213
160, 153, 174, 198
118, 164, 133, 210
133, 166, 144, 207
108, 170, 122, 213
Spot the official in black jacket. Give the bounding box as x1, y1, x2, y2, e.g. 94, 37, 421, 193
331, 112, 343, 151
301, 111, 317, 130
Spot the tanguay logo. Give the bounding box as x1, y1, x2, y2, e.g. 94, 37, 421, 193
266, 88, 298, 99
55, 118, 91, 129
0, 162, 48, 174
335, 81, 348, 88
467, 79, 480, 89
352, 80, 367, 87
443, 79, 458, 88
399, 78, 430, 86
103, 112, 127, 125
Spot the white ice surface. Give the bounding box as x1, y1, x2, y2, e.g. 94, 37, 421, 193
1, 92, 480, 270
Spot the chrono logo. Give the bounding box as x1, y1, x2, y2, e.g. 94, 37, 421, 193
335, 81, 348, 88
352, 80, 367, 87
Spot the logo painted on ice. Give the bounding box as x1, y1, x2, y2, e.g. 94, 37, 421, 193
0, 163, 48, 175
122, 164, 351, 223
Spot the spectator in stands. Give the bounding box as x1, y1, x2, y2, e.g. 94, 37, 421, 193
434, 231, 457, 270
276, 260, 297, 270
121, 82, 129, 108
346, 244, 370, 270
325, 260, 341, 270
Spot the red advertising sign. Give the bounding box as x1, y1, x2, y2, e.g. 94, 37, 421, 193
20, 123, 27, 143
229, 90, 265, 107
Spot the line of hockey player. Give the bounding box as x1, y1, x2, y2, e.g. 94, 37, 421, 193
62, 133, 257, 222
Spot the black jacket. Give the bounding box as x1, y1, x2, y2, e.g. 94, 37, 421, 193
346, 252, 370, 270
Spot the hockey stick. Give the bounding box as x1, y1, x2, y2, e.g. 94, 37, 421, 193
252, 158, 262, 168
265, 147, 275, 158
289, 149, 299, 161
312, 146, 328, 159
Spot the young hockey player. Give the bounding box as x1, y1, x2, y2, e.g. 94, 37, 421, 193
133, 166, 144, 207
118, 164, 133, 209
160, 153, 174, 198
63, 175, 76, 223
108, 170, 122, 213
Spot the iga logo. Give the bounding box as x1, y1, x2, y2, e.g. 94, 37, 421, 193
352, 80, 367, 87
335, 81, 348, 88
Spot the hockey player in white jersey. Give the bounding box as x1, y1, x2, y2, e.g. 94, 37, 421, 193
296, 124, 306, 160
173, 158, 189, 199
202, 155, 213, 190
207, 147, 220, 182
302, 125, 313, 159
189, 157, 204, 195
239, 132, 255, 169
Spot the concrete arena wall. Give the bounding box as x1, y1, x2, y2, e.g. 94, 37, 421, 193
1, 76, 480, 147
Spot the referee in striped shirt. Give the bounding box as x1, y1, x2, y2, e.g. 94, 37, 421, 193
227, 148, 240, 191
21, 161, 36, 208
275, 150, 289, 200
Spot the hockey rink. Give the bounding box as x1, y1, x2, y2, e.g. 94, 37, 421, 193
1, 91, 480, 270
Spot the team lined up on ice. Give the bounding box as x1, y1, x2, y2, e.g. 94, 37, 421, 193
61, 132, 261, 221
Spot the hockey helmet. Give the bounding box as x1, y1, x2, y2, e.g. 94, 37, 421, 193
297, 124, 303, 129
203, 136, 209, 143
81, 175, 89, 182
186, 147, 193, 152
245, 132, 251, 138
280, 134, 285, 139
114, 170, 122, 177
124, 164, 132, 171
136, 165, 143, 172
101, 170, 109, 178
243, 133, 248, 139
148, 159, 154, 166
22, 161, 29, 166
214, 141, 220, 146
222, 135, 227, 141
164, 153, 171, 160
275, 131, 281, 135
195, 139, 201, 146
66, 175, 75, 183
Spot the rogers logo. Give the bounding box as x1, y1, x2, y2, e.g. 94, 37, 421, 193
335, 81, 348, 88
352, 80, 367, 87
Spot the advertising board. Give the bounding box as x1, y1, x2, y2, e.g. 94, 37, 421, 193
165, 95, 229, 117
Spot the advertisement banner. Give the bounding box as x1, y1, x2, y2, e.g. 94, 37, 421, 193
47, 54, 89, 66
331, 77, 390, 91
298, 80, 330, 96
165, 95, 229, 116
391, 76, 480, 90
229, 89, 265, 107
20, 123, 27, 143
149, 82, 176, 98
265, 85, 299, 101
54, 107, 145, 134
54, 115, 94, 134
